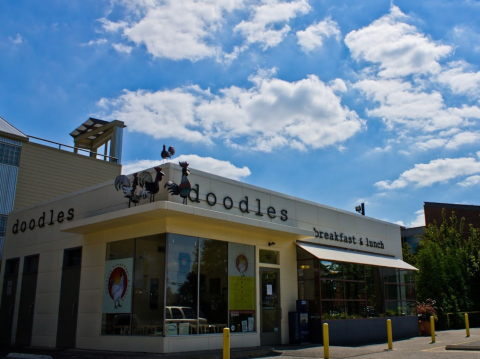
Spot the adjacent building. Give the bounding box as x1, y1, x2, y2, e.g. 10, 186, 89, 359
0, 117, 124, 260
0, 161, 417, 352
402, 201, 480, 252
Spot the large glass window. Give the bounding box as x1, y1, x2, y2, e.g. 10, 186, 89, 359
133, 234, 166, 335
102, 234, 255, 336
296, 246, 416, 320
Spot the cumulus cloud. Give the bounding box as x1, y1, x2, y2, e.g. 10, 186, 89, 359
408, 209, 425, 227
122, 154, 251, 181
113, 43, 133, 54
99, 71, 365, 152
458, 175, 480, 187
100, 0, 247, 61
345, 5, 452, 78
235, 0, 310, 50
354, 79, 480, 133
375, 156, 480, 189
437, 61, 480, 98
297, 17, 341, 53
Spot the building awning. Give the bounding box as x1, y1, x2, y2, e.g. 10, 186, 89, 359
297, 241, 418, 270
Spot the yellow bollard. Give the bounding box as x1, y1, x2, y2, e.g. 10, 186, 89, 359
223, 327, 230, 359
323, 323, 330, 359
430, 316, 435, 343
466, 313, 470, 337
387, 319, 393, 350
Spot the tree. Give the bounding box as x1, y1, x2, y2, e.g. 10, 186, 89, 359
415, 210, 480, 329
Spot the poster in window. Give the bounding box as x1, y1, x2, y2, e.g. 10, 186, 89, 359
102, 258, 133, 313
228, 243, 255, 310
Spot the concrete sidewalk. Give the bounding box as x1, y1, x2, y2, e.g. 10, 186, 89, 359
265, 328, 480, 359
1, 328, 479, 359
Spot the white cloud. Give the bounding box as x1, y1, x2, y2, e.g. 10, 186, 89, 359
328, 78, 347, 93
354, 78, 480, 132
99, 71, 365, 152
296, 17, 341, 53
408, 209, 425, 227
458, 175, 480, 187
437, 61, 480, 98
83, 38, 108, 46
9, 34, 22, 44
445, 131, 480, 149
121, 155, 251, 181
416, 138, 447, 151
235, 0, 311, 50
113, 43, 133, 54
345, 5, 452, 78
98, 18, 129, 33
375, 156, 480, 189
101, 0, 247, 61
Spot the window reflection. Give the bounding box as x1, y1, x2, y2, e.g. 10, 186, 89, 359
321, 261, 343, 279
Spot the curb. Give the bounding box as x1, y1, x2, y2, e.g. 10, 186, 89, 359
7, 354, 53, 359
445, 345, 480, 351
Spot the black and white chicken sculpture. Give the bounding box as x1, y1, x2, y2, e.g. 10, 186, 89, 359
137, 167, 165, 202
114, 173, 146, 207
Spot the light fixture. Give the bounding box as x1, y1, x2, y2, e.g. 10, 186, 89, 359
355, 203, 365, 216
268, 242, 276, 246
300, 265, 310, 269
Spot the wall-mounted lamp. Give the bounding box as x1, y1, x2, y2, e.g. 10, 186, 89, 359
300, 265, 310, 269
268, 242, 276, 246
355, 203, 365, 216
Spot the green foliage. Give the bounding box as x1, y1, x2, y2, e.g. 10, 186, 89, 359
414, 210, 480, 329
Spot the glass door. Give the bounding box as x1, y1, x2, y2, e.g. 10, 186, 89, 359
260, 267, 281, 345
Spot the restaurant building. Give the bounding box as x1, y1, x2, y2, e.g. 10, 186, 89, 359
0, 162, 417, 352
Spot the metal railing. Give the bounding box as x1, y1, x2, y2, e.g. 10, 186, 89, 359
28, 135, 119, 163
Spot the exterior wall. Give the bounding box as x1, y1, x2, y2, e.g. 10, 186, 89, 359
1, 162, 404, 352
14, 142, 121, 210
424, 202, 480, 236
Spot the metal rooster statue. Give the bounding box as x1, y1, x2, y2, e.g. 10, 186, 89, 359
115, 167, 165, 207
138, 166, 165, 202
161, 145, 175, 162
114, 172, 146, 207
164, 161, 191, 204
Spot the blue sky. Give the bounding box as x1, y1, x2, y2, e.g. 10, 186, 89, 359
2, 0, 480, 227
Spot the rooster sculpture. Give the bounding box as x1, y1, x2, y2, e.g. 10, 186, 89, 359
164, 161, 191, 204
137, 166, 165, 202
161, 145, 175, 162
114, 172, 146, 207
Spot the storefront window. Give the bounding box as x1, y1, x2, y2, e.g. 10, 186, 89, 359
102, 238, 135, 335
321, 280, 344, 300
346, 301, 366, 319
259, 249, 279, 265
228, 242, 256, 333
320, 261, 343, 279
366, 266, 384, 318
166, 234, 199, 335
322, 301, 345, 319
297, 248, 416, 321
345, 282, 365, 300
199, 239, 228, 334
132, 234, 166, 335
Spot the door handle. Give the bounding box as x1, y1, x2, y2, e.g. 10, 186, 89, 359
72, 301, 77, 316
29, 303, 34, 317
9, 304, 14, 317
